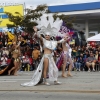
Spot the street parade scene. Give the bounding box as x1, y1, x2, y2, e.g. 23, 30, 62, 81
0, 1, 100, 100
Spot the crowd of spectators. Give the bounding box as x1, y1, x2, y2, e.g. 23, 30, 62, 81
0, 31, 41, 72
71, 43, 100, 72
0, 31, 100, 73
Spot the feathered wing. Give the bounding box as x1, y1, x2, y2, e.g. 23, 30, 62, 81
34, 14, 63, 37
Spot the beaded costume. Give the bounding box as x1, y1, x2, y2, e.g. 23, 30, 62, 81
21, 38, 59, 86
21, 15, 65, 86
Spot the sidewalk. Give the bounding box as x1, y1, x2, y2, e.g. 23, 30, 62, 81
0, 71, 100, 93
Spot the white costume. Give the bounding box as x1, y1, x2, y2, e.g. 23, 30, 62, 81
21, 38, 59, 86
62, 43, 74, 67
21, 23, 64, 86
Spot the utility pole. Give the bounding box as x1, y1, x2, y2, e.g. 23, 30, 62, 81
24, 2, 26, 15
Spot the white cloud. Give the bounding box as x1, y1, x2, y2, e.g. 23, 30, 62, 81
0, 0, 100, 8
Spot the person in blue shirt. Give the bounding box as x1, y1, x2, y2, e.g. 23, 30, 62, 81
74, 54, 85, 71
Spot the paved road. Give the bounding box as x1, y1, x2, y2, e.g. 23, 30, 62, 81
0, 71, 100, 92
0, 71, 100, 100
0, 91, 100, 100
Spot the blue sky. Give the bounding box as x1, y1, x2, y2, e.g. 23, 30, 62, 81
0, 0, 100, 8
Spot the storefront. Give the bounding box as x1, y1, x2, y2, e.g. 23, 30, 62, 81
48, 2, 100, 40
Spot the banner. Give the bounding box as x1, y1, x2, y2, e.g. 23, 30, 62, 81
0, 5, 24, 27
59, 21, 74, 43
59, 21, 70, 34
59, 21, 74, 36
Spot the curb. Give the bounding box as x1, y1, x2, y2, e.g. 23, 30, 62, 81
0, 90, 100, 93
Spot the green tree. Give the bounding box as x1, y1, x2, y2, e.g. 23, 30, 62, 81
5, 4, 74, 34
5, 4, 48, 34
5, 12, 23, 27
53, 13, 75, 29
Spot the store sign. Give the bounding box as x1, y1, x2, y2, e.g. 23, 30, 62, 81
0, 5, 24, 27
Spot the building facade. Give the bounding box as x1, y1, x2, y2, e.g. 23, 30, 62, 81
48, 2, 100, 40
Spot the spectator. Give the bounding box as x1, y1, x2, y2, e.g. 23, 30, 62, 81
77, 46, 81, 56
72, 46, 78, 57
83, 50, 90, 60
21, 55, 30, 71
25, 45, 32, 57
32, 46, 40, 69
95, 50, 99, 63
0, 54, 8, 67
0, 41, 3, 49
2, 47, 9, 57
86, 52, 96, 72
74, 54, 84, 71
0, 47, 3, 58
98, 51, 100, 62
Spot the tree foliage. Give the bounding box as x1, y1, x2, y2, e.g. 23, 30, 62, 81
5, 12, 23, 28
53, 13, 75, 29
5, 4, 48, 33
5, 4, 74, 34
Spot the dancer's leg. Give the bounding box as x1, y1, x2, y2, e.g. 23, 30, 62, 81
43, 58, 50, 85
8, 61, 18, 75
62, 54, 67, 77
67, 57, 73, 77
8, 66, 15, 75
13, 62, 19, 76
43, 58, 49, 78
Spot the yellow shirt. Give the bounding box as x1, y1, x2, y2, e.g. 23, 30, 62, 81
32, 49, 40, 60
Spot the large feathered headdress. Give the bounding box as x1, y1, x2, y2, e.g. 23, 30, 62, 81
34, 14, 64, 37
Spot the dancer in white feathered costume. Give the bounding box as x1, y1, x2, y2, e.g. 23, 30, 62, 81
21, 15, 68, 86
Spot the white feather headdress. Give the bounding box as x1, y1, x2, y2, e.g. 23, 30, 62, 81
35, 14, 64, 37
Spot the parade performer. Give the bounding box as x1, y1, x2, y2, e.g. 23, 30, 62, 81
56, 37, 73, 78
61, 39, 74, 77
8, 51, 20, 75
0, 42, 21, 75
21, 23, 67, 86
57, 21, 74, 78
8, 42, 21, 76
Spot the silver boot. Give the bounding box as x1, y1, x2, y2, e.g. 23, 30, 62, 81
54, 81, 62, 85
43, 78, 50, 86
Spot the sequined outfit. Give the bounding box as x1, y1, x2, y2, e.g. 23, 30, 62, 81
62, 43, 74, 67
21, 38, 58, 86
